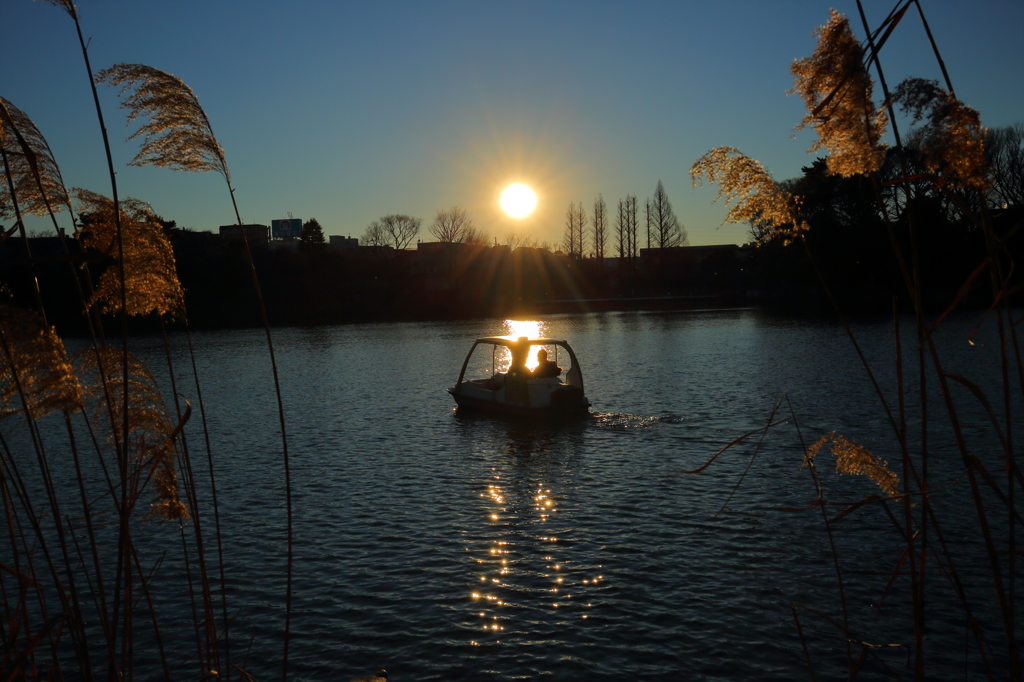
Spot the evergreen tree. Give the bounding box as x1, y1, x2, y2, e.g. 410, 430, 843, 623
300, 217, 326, 245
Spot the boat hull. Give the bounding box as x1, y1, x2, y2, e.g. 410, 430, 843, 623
449, 388, 590, 418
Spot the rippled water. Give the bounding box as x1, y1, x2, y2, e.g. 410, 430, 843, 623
24, 309, 1020, 680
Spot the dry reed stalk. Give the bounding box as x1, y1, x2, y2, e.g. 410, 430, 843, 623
96, 61, 295, 682
689, 147, 808, 245
158, 318, 220, 673
40, 7, 136, 670
0, 96, 112, 348
689, 4, 1022, 677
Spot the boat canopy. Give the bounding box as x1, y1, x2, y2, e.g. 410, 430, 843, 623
455, 336, 584, 392
476, 336, 570, 346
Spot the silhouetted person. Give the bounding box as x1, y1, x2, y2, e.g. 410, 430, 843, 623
531, 349, 561, 379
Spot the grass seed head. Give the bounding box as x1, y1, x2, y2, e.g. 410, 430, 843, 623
690, 146, 808, 245
95, 63, 229, 180
806, 431, 900, 498
0, 97, 70, 220
39, 0, 77, 19
72, 189, 185, 319
75, 348, 188, 520
892, 77, 989, 190
790, 10, 888, 177
0, 301, 82, 420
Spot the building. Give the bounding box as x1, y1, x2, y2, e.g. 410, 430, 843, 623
330, 235, 359, 250
219, 224, 269, 246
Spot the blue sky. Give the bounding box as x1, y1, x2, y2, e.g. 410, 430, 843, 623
4, 0, 1022, 247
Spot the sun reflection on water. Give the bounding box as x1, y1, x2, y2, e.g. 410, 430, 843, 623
502, 319, 545, 339
469, 464, 607, 643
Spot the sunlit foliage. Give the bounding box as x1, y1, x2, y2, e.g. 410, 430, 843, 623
95, 63, 229, 180
0, 301, 82, 420
0, 96, 69, 219
892, 77, 989, 190
73, 189, 185, 318
75, 348, 188, 520
690, 147, 807, 245
806, 431, 900, 498
790, 10, 887, 177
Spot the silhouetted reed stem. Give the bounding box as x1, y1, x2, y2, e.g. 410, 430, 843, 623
159, 318, 221, 674
182, 320, 232, 674
222, 171, 293, 682
873, 1, 1020, 668
59, 7, 135, 673
786, 396, 853, 674
62, 429, 113, 649
0, 325, 98, 679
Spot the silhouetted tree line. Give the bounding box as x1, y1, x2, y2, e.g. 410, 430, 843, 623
752, 124, 1024, 312
3, 126, 1020, 332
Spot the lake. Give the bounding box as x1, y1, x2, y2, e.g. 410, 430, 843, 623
17, 308, 1019, 680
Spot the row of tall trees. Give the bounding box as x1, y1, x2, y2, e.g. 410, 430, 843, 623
562, 201, 587, 258
362, 179, 695, 257
566, 180, 688, 260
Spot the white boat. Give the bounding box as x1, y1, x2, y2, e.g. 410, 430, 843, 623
448, 336, 591, 416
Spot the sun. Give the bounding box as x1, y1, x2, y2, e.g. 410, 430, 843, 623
500, 183, 537, 219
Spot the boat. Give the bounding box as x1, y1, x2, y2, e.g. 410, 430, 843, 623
448, 336, 591, 416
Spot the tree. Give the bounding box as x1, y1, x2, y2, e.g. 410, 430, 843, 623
615, 198, 627, 259
625, 195, 638, 258
429, 205, 480, 243
563, 201, 586, 258
987, 123, 1024, 208
300, 217, 325, 245
650, 180, 687, 248
361, 214, 420, 250
644, 198, 651, 249
504, 231, 538, 250
592, 194, 607, 260
575, 202, 587, 257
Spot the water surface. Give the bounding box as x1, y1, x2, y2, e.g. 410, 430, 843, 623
89, 310, 1023, 679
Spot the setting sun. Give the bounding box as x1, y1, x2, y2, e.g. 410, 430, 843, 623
500, 184, 537, 219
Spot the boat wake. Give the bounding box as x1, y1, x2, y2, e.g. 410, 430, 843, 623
588, 411, 687, 429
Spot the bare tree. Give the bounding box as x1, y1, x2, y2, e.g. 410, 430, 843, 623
362, 214, 420, 249
429, 205, 480, 243
592, 194, 607, 260
987, 123, 1024, 208
361, 221, 386, 247
563, 201, 587, 258
505, 231, 538, 250
645, 198, 651, 249
626, 194, 638, 259
650, 180, 687, 248
575, 202, 587, 257
563, 203, 577, 256
615, 198, 627, 258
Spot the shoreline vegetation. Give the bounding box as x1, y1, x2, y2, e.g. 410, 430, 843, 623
1, 2, 1021, 682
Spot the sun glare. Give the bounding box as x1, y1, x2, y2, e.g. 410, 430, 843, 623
504, 319, 543, 339
500, 184, 537, 219
503, 319, 548, 370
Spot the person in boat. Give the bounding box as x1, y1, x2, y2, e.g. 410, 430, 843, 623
530, 348, 562, 379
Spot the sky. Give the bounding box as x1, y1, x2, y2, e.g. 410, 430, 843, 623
4, 0, 1022, 248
